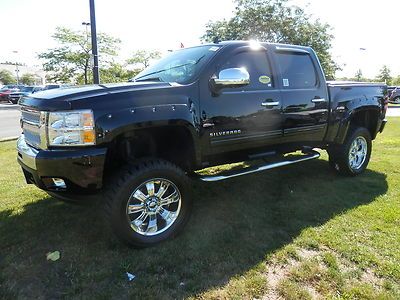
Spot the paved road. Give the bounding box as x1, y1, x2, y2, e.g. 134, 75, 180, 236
386, 106, 400, 117
0, 105, 399, 140
0, 106, 21, 139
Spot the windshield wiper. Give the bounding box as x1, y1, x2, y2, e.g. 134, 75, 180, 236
134, 55, 205, 82
133, 77, 162, 82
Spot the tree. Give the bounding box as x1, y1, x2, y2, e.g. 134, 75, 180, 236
376, 65, 392, 84
392, 75, 400, 86
20, 73, 37, 85
355, 69, 363, 82
38, 27, 121, 84
127, 50, 161, 70
202, 0, 340, 79
100, 62, 139, 83
0, 69, 15, 85
1, 61, 25, 66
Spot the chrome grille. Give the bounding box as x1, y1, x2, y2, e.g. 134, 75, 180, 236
20, 107, 46, 149
9, 94, 21, 100
21, 109, 41, 124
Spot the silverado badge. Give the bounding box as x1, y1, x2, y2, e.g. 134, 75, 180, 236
210, 130, 242, 137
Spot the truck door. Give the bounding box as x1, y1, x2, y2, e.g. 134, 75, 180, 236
272, 47, 329, 143
199, 46, 283, 155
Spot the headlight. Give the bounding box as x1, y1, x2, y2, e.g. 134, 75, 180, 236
48, 110, 95, 146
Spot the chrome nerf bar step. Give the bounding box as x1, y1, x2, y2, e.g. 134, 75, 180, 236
197, 149, 320, 182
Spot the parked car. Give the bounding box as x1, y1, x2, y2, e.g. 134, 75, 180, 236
0, 85, 24, 102
43, 84, 69, 90
8, 86, 43, 104
387, 86, 400, 104
17, 41, 387, 247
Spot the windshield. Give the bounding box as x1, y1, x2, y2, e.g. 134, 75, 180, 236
133, 45, 221, 84
20, 87, 34, 92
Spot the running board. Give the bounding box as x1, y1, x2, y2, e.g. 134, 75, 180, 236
198, 149, 320, 182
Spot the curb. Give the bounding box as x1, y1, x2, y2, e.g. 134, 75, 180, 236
0, 136, 19, 142
0, 104, 19, 110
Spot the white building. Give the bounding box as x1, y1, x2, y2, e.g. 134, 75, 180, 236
0, 63, 46, 85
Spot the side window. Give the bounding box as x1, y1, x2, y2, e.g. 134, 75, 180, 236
275, 52, 317, 89
219, 51, 273, 90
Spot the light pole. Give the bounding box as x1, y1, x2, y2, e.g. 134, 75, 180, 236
358, 48, 367, 81
89, 0, 100, 84
82, 22, 90, 43
82, 21, 91, 85
12, 50, 19, 85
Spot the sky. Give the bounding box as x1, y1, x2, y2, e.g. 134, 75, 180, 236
0, 0, 399, 78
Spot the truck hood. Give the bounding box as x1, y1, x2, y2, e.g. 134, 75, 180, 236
19, 82, 176, 111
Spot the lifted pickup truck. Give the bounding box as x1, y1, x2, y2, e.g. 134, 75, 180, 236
17, 41, 387, 247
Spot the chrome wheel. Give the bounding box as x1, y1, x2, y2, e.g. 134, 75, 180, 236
126, 178, 181, 236
348, 136, 367, 170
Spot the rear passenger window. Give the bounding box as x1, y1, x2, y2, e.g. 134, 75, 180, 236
219, 51, 273, 90
275, 52, 317, 89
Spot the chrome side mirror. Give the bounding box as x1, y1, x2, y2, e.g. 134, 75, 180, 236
212, 68, 250, 88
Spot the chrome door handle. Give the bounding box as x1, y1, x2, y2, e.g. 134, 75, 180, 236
311, 98, 327, 103
261, 101, 280, 107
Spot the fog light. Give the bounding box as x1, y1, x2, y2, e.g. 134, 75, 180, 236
52, 178, 66, 189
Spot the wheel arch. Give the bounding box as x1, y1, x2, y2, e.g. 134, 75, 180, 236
105, 122, 201, 172
335, 107, 381, 144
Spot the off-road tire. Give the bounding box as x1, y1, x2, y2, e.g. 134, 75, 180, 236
104, 159, 192, 247
328, 127, 372, 176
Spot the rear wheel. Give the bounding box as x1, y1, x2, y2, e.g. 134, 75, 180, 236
328, 127, 372, 176
105, 159, 192, 247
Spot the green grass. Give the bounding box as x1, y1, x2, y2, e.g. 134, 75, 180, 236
1, 119, 399, 299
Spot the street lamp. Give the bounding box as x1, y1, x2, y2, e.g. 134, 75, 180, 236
89, 0, 100, 84
81, 22, 91, 85
82, 21, 90, 42
358, 48, 367, 81
12, 50, 19, 85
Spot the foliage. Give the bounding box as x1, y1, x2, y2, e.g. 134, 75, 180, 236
20, 73, 37, 85
392, 75, 400, 86
1, 61, 25, 66
376, 65, 392, 84
0, 69, 15, 85
38, 27, 121, 84
202, 0, 340, 79
355, 69, 363, 82
126, 50, 161, 70
100, 62, 139, 83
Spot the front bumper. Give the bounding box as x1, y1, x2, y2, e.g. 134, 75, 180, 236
17, 135, 107, 192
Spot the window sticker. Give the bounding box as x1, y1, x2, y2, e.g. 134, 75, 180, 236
283, 78, 289, 87
258, 75, 271, 84
209, 46, 219, 51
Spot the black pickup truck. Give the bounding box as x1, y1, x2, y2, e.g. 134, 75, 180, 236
17, 41, 387, 247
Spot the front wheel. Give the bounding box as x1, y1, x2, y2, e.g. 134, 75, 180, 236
105, 159, 192, 247
328, 127, 372, 176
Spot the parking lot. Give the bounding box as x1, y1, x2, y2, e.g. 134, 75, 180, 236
0, 104, 21, 139
0, 104, 399, 140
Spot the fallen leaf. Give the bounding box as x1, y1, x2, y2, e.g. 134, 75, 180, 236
46, 251, 60, 261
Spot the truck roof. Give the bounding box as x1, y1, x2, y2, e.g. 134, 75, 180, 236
327, 81, 386, 87
206, 40, 312, 52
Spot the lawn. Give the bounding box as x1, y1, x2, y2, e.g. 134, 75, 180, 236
0, 119, 399, 299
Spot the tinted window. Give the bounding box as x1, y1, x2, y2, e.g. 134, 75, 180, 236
220, 51, 273, 90
275, 52, 317, 89
21, 87, 34, 92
